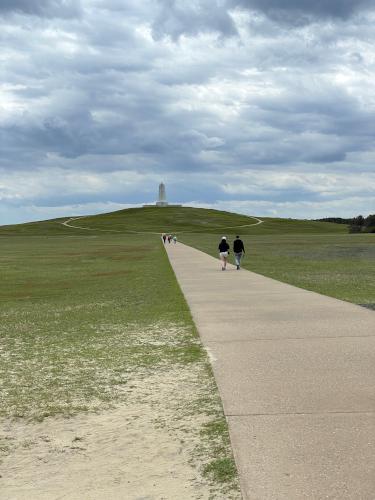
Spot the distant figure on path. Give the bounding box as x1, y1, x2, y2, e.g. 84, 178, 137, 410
167, 234, 172, 243
233, 235, 245, 270
218, 236, 230, 271
162, 233, 167, 244
173, 235, 177, 244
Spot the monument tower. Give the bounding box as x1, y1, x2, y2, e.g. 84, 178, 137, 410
156, 182, 168, 207
143, 183, 181, 207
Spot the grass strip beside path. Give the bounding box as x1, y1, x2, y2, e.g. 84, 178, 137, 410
0, 231, 240, 496
180, 233, 375, 306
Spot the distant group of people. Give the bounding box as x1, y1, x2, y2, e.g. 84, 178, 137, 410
218, 235, 245, 271
162, 233, 177, 244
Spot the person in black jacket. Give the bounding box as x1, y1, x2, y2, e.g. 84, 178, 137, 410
218, 236, 230, 271
233, 235, 245, 270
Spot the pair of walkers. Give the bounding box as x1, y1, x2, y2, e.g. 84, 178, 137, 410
218, 236, 245, 271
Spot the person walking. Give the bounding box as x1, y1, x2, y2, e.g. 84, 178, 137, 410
173, 235, 177, 244
162, 233, 167, 244
218, 236, 230, 271
233, 235, 245, 270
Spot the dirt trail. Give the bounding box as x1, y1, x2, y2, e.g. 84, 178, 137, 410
1, 367, 228, 500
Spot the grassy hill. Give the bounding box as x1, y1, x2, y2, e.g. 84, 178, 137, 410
2, 206, 372, 306
0, 204, 373, 307
78, 206, 347, 234
0, 206, 348, 236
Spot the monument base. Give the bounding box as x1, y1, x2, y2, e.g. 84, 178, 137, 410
143, 204, 182, 208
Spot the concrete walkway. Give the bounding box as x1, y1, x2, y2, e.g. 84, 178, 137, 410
165, 242, 375, 500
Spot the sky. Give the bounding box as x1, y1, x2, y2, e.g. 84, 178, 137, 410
1, 0, 375, 224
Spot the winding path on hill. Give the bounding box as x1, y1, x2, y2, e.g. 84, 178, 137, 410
60, 214, 264, 234
218, 216, 264, 228
61, 217, 152, 234
165, 242, 375, 500
61, 217, 122, 232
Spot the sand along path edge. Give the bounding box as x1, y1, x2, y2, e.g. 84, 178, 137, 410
165, 241, 375, 500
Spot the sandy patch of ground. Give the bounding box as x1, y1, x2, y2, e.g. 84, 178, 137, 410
0, 366, 239, 500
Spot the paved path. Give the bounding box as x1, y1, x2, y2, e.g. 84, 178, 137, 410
165, 242, 375, 500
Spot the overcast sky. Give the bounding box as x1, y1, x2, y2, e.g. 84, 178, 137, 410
1, 0, 375, 224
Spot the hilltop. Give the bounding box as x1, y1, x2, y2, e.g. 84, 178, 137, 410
0, 206, 347, 236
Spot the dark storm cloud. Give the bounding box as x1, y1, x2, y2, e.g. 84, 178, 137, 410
150, 0, 375, 39
2, 70, 374, 172
231, 0, 375, 22
243, 87, 375, 154
152, 0, 236, 40
0, 0, 81, 18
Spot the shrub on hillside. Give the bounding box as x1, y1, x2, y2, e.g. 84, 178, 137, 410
349, 214, 375, 233
316, 215, 375, 233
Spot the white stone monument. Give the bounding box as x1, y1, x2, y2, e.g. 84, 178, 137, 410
143, 183, 181, 207
156, 182, 168, 207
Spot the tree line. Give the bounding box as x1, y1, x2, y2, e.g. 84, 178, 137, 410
315, 215, 375, 233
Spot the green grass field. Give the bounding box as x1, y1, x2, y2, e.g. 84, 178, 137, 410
1, 233, 198, 418
0, 216, 242, 495
1, 206, 373, 494
69, 206, 372, 305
